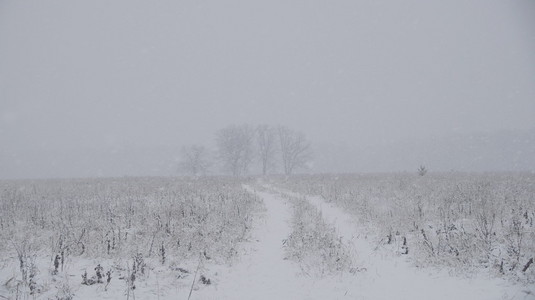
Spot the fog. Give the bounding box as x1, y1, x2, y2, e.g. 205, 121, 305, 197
1, 0, 534, 179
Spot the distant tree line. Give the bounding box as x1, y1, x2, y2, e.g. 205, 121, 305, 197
178, 124, 312, 176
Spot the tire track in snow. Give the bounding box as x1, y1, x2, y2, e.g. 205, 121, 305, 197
195, 186, 364, 300
283, 189, 527, 300
193, 186, 309, 299
195, 185, 527, 300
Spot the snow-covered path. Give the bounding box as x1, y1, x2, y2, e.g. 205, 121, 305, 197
193, 188, 308, 299
302, 193, 531, 300
193, 186, 531, 300
194, 187, 361, 300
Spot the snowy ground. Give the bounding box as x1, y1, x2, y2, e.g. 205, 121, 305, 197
196, 185, 533, 300
297, 192, 532, 300
1, 184, 533, 299
193, 187, 315, 299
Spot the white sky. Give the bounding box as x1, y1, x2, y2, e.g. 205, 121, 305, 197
1, 0, 534, 178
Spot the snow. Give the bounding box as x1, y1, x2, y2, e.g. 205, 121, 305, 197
277, 188, 533, 300
195, 185, 532, 300
193, 187, 310, 299
1, 183, 532, 299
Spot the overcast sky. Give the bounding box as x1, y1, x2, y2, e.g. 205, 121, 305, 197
1, 0, 534, 178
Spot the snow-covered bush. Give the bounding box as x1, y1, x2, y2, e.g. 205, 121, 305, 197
283, 193, 354, 276
274, 173, 535, 283
0, 176, 261, 298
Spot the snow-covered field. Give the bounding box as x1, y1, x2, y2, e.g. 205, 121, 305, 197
1, 174, 534, 299
273, 173, 535, 285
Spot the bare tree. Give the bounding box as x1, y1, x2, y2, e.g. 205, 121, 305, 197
277, 126, 311, 175
216, 124, 255, 176
178, 145, 211, 176
418, 165, 427, 176
257, 124, 277, 175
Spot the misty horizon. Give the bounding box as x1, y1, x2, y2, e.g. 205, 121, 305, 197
1, 0, 534, 179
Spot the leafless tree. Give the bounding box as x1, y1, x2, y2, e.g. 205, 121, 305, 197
178, 145, 211, 176
257, 124, 277, 175
216, 124, 255, 176
277, 126, 312, 175
418, 165, 428, 176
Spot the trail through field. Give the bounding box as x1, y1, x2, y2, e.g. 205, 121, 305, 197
191, 185, 531, 300
277, 188, 532, 300
193, 187, 355, 299
193, 187, 305, 299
